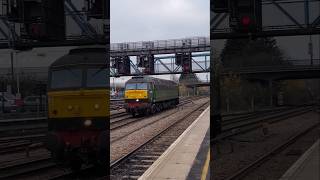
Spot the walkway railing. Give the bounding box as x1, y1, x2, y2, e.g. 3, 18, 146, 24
111, 37, 210, 52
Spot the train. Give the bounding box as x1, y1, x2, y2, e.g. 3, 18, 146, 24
124, 76, 179, 116
45, 46, 108, 170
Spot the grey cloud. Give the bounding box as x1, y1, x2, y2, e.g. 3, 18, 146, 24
111, 0, 209, 42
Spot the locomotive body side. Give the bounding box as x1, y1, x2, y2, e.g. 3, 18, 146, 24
124, 77, 179, 116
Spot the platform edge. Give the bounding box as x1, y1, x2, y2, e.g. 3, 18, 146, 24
138, 106, 210, 180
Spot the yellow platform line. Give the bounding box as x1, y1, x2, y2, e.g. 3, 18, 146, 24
201, 148, 210, 180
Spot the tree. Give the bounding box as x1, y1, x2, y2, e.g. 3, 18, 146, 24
219, 38, 286, 111
221, 38, 286, 68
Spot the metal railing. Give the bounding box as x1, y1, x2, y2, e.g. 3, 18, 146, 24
110, 37, 210, 52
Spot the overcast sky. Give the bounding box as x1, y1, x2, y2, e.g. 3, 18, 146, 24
110, 0, 209, 43
110, 0, 210, 85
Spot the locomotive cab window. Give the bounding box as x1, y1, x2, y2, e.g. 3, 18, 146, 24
50, 69, 82, 89
125, 83, 149, 90
86, 68, 107, 88
136, 83, 148, 90
125, 83, 137, 90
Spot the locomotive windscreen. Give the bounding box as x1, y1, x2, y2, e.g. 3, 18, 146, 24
125, 83, 148, 90
51, 69, 82, 89
86, 68, 108, 88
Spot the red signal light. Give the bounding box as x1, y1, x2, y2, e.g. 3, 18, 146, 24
241, 16, 251, 26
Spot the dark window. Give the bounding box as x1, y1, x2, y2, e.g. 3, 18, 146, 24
86, 68, 107, 87
51, 69, 82, 89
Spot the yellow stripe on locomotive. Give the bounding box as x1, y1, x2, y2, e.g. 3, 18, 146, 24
48, 89, 109, 118
124, 89, 148, 99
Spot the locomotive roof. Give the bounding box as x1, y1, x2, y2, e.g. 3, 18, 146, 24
126, 76, 178, 85
50, 46, 106, 68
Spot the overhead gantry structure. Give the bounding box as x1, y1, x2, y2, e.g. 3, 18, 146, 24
110, 37, 210, 77
0, 0, 109, 49
211, 0, 320, 39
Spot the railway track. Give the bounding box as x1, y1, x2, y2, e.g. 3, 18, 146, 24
2, 103, 315, 179
0, 148, 102, 180
0, 97, 197, 140
109, 104, 312, 179
225, 122, 320, 180
109, 96, 201, 131
0, 146, 96, 180
221, 107, 291, 123
110, 99, 125, 110
0, 140, 43, 154
0, 97, 199, 155
0, 112, 46, 120
110, 99, 209, 179
0, 156, 53, 179
0, 97, 198, 162
0, 97, 205, 179
0, 117, 47, 139
0, 111, 125, 148
214, 106, 314, 141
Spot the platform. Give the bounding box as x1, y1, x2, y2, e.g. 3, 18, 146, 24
139, 106, 210, 180
279, 139, 319, 180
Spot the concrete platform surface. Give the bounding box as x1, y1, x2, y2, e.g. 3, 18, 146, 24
279, 139, 319, 180
139, 106, 210, 180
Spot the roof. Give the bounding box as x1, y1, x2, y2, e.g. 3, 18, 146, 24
50, 46, 106, 68
126, 76, 177, 85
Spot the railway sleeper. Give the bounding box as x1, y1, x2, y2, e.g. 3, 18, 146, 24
129, 159, 154, 164
121, 175, 140, 179
133, 155, 158, 160
129, 158, 153, 162
137, 151, 163, 156
129, 164, 151, 169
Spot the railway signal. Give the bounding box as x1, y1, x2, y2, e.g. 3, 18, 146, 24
111, 56, 131, 76
7, 0, 65, 41
230, 0, 262, 33
137, 55, 155, 74
86, 0, 108, 19
176, 53, 192, 73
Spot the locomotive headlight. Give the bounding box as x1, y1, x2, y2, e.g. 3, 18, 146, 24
94, 104, 100, 109
67, 105, 73, 111
136, 99, 139, 102
84, 119, 92, 126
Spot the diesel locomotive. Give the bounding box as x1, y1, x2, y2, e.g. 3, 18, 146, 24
46, 46, 108, 170
124, 76, 179, 116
